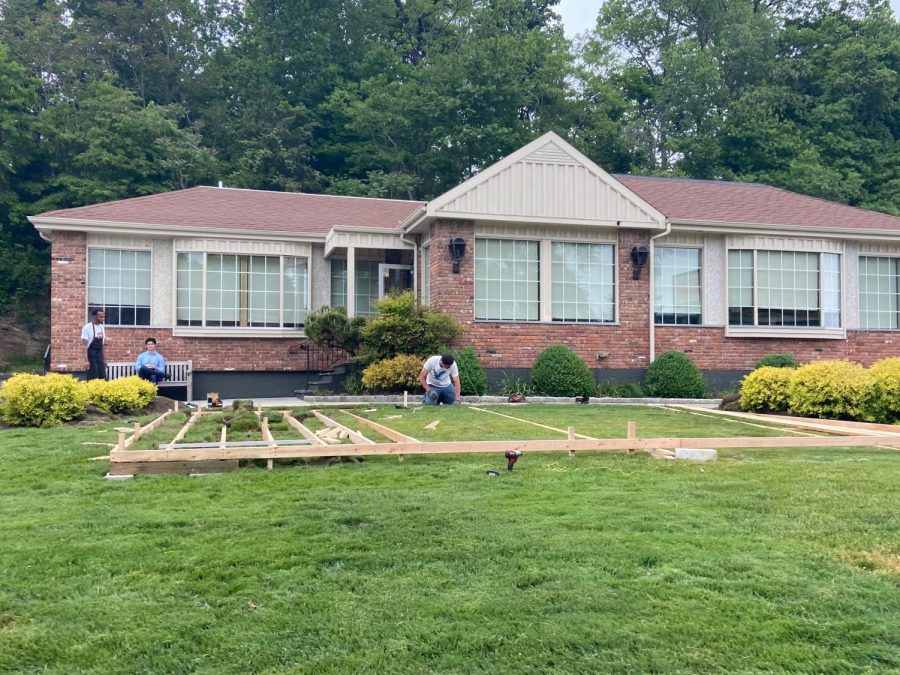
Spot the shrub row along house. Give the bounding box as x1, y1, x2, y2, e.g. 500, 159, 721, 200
30, 132, 900, 398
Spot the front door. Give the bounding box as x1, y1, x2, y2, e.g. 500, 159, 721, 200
379, 264, 413, 298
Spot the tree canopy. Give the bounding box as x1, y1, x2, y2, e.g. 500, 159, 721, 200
0, 0, 898, 328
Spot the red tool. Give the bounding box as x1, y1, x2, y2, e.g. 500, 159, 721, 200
505, 450, 523, 471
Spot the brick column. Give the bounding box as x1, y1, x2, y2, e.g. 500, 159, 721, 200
49, 231, 88, 371
428, 219, 475, 331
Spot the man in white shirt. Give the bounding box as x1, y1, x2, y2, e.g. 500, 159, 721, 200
80, 309, 109, 380
418, 353, 461, 405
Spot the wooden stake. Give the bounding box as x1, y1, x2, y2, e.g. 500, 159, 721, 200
117, 430, 126, 452
568, 426, 575, 458
627, 421, 637, 454
133, 421, 142, 441
404, 391, 408, 407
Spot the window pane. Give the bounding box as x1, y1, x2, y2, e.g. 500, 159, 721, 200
551, 242, 615, 322
475, 239, 539, 321
87, 248, 151, 326
655, 247, 701, 325
331, 258, 347, 308
859, 256, 899, 329
283, 257, 308, 327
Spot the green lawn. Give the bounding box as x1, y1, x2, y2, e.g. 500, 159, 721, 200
1, 405, 898, 673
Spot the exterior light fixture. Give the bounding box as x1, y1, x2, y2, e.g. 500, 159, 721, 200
448, 237, 467, 273
630, 245, 649, 280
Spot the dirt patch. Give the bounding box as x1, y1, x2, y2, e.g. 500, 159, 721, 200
841, 548, 900, 575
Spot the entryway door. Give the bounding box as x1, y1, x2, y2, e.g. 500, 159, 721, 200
379, 264, 413, 297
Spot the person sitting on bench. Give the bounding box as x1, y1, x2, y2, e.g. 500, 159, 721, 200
134, 337, 167, 384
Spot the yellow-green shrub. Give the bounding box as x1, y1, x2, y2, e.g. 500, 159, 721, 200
740, 366, 793, 412
361, 354, 422, 392
788, 360, 876, 420
0, 373, 88, 427
82, 376, 157, 413
869, 357, 900, 422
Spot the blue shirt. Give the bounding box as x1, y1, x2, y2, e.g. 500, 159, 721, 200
135, 351, 166, 375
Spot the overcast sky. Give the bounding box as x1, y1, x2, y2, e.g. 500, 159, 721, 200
556, 0, 900, 38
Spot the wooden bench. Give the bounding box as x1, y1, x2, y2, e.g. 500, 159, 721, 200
107, 360, 193, 402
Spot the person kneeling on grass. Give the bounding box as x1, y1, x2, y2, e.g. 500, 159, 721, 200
134, 337, 167, 384
418, 353, 461, 405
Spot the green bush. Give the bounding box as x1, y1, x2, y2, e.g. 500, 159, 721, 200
867, 357, 900, 422
359, 292, 462, 363
739, 367, 793, 412
232, 399, 255, 411
753, 353, 799, 369
304, 305, 365, 355
82, 376, 157, 414
361, 354, 423, 392
644, 351, 706, 398
598, 381, 646, 398
0, 373, 88, 426
453, 347, 487, 396
530, 345, 595, 397
788, 360, 876, 420
265, 411, 284, 424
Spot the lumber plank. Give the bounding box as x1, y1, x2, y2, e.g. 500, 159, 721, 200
124, 408, 174, 448
312, 410, 374, 444
284, 413, 328, 445
470, 406, 599, 439
108, 459, 239, 476
340, 410, 419, 443
109, 433, 900, 464
164, 409, 203, 447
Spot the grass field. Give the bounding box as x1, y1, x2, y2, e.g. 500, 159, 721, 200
1, 404, 898, 673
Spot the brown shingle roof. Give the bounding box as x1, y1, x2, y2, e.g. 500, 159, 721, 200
616, 175, 900, 231
35, 186, 424, 235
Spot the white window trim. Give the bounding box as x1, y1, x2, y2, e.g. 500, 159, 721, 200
725, 247, 846, 339
474, 236, 619, 325
172, 251, 309, 334
87, 245, 153, 327
857, 254, 900, 332
653, 244, 703, 326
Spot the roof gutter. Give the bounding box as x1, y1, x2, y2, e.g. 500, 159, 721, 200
648, 219, 672, 363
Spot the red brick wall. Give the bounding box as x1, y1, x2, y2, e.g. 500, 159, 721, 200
48, 233, 337, 374
656, 326, 900, 369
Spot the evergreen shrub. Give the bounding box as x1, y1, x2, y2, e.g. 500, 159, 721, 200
788, 360, 875, 420
454, 347, 487, 395
82, 376, 157, 414
359, 292, 462, 363
644, 351, 706, 398
598, 381, 646, 398
753, 353, 799, 369
868, 357, 900, 422
304, 305, 365, 355
361, 354, 423, 392
0, 373, 88, 426
530, 345, 595, 397
739, 367, 792, 412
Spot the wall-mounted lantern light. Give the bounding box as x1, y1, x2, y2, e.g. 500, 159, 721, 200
630, 245, 649, 280
448, 237, 467, 273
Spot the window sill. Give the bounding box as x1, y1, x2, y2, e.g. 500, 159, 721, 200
725, 326, 845, 340
173, 327, 305, 339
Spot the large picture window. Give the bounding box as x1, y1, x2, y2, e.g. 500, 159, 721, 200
551, 242, 615, 322
727, 250, 841, 328
88, 248, 151, 326
475, 239, 539, 321
176, 253, 307, 328
654, 247, 701, 324
859, 256, 900, 330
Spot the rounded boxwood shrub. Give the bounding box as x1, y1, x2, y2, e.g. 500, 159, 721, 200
867, 357, 900, 422
753, 353, 799, 370
788, 360, 876, 420
644, 351, 706, 398
530, 345, 595, 397
740, 366, 793, 412
82, 376, 157, 414
0, 373, 88, 427
454, 347, 487, 396
361, 354, 423, 392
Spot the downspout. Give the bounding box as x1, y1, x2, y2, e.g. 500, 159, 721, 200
399, 231, 418, 297
648, 219, 672, 363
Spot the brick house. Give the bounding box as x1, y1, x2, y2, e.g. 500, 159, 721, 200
30, 132, 900, 397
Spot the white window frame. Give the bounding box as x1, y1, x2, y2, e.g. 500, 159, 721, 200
654, 245, 702, 325
859, 255, 900, 331
173, 252, 309, 337
474, 236, 618, 324
87, 246, 152, 327
725, 248, 845, 339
